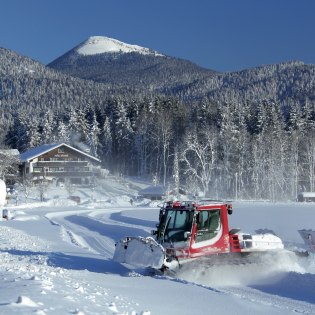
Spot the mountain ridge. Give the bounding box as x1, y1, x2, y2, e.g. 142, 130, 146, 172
48, 36, 217, 96
0, 37, 314, 117
47, 36, 315, 105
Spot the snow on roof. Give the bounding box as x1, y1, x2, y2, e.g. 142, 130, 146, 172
20, 143, 101, 163
77, 36, 163, 57
298, 192, 315, 197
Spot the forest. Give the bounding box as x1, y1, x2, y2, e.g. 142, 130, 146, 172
1, 47, 315, 201
5, 95, 315, 202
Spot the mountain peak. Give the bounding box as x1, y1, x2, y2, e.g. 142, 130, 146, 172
76, 36, 163, 56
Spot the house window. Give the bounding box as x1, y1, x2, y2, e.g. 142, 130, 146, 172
33, 167, 42, 173
65, 167, 75, 172
78, 167, 89, 172
58, 147, 65, 153
49, 167, 64, 172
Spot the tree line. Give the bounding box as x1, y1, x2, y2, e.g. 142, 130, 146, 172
2, 48, 315, 200
5, 95, 315, 201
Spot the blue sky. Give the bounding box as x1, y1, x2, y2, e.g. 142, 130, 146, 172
1, 0, 315, 72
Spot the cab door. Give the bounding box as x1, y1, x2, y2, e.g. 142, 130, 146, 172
195, 209, 221, 242
190, 208, 229, 256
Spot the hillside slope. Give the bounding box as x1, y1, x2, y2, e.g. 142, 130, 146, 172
48, 36, 217, 94
48, 37, 315, 104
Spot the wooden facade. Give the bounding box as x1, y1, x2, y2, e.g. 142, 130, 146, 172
20, 143, 101, 185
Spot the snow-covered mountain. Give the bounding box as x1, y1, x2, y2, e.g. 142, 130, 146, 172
47, 35, 215, 92
48, 36, 315, 105
76, 36, 163, 56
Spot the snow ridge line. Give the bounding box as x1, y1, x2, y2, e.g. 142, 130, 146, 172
45, 212, 98, 252
154, 274, 223, 293
154, 273, 315, 314
220, 286, 315, 314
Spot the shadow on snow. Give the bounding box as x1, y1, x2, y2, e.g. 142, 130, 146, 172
110, 211, 156, 228
64, 214, 150, 241
1, 248, 130, 276
250, 271, 315, 304
48, 251, 130, 275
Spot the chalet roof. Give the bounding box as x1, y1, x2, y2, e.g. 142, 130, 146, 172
20, 143, 101, 163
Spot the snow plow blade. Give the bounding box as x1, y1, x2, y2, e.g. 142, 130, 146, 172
113, 236, 166, 269
298, 229, 315, 252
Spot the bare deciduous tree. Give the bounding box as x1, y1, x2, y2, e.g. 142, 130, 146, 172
181, 127, 219, 197
19, 174, 34, 202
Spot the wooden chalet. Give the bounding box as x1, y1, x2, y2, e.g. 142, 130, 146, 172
20, 143, 101, 185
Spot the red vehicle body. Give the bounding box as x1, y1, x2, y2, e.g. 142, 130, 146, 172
154, 201, 242, 265
114, 200, 284, 270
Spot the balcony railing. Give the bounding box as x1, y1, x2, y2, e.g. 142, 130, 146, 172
36, 161, 88, 167
32, 170, 95, 178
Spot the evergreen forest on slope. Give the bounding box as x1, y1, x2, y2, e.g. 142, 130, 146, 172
1, 46, 315, 201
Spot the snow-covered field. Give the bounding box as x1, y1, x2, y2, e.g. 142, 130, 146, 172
1, 177, 315, 315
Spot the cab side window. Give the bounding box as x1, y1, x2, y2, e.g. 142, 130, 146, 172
195, 209, 221, 242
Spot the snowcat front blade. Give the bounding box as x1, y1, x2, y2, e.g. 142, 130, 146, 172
113, 236, 166, 269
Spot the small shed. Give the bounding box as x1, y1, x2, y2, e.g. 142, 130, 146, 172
297, 192, 315, 202
138, 185, 166, 200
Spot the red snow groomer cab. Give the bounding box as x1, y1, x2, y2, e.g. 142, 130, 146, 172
114, 200, 284, 271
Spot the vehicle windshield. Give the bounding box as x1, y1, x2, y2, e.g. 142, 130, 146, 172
158, 209, 194, 243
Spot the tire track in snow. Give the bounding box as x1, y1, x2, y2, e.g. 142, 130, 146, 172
46, 209, 150, 259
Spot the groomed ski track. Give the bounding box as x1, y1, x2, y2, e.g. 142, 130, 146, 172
46, 206, 315, 315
